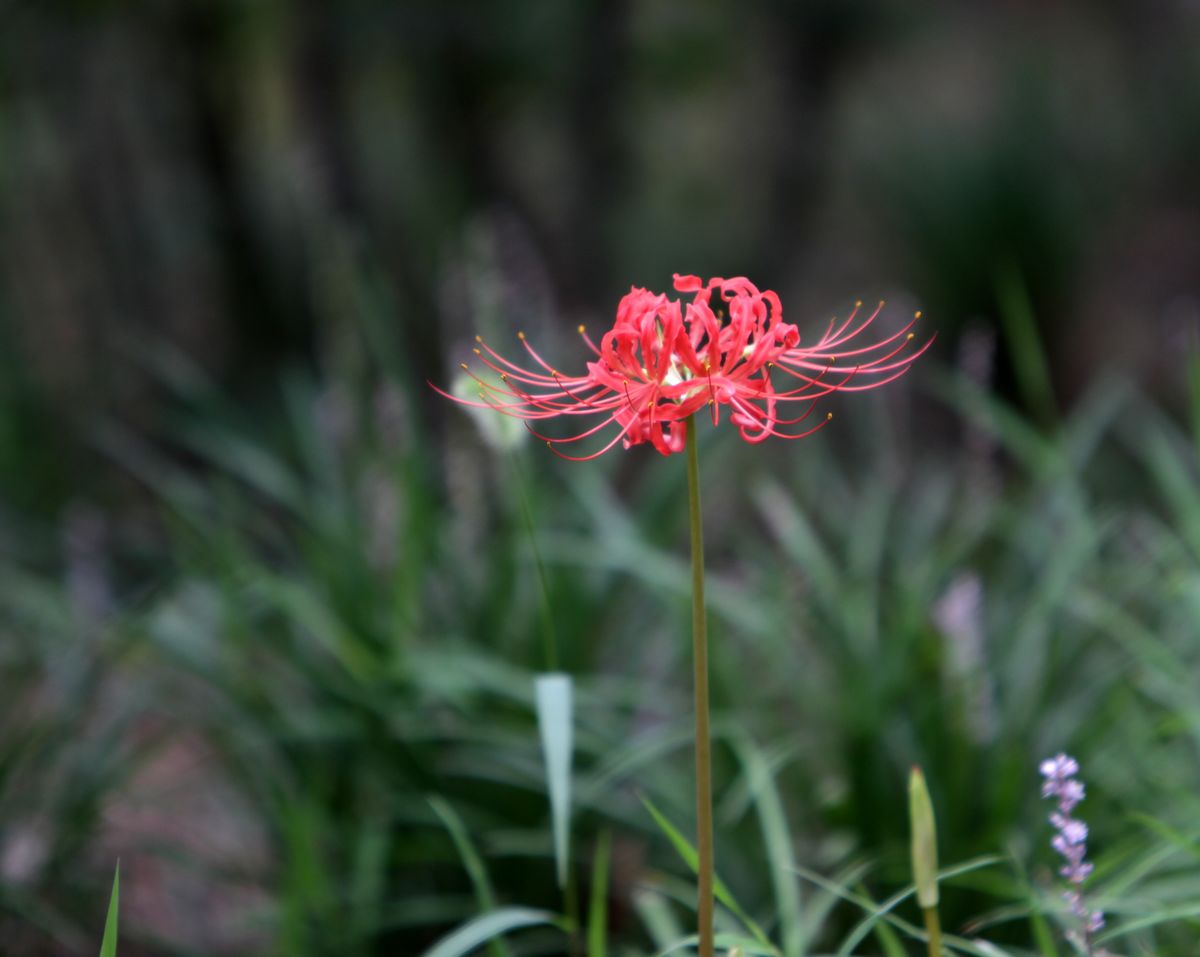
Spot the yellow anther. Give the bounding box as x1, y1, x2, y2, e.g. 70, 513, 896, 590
578, 324, 586, 334
517, 331, 526, 340
500, 372, 508, 380
473, 348, 481, 355
914, 310, 923, 319
907, 333, 915, 341
855, 300, 863, 308
826, 412, 833, 420
475, 335, 483, 343
460, 362, 469, 370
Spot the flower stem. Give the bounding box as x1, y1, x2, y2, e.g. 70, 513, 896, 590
922, 906, 943, 957
685, 414, 714, 957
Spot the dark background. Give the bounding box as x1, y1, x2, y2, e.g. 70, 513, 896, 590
4, 0, 1199, 515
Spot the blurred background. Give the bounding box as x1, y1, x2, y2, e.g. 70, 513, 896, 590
2, 1, 1200, 954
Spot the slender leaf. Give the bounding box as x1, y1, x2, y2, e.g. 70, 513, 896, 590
535, 672, 574, 889
429, 796, 512, 957
98, 863, 119, 957
420, 909, 560, 957
733, 736, 803, 956
588, 831, 611, 957
641, 796, 778, 954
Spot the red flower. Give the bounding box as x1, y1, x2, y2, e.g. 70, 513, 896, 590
438, 274, 930, 459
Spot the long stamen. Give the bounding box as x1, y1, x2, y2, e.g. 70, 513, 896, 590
544, 415, 638, 461
523, 411, 620, 445
578, 323, 601, 356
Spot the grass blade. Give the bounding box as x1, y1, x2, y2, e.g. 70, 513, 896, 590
536, 672, 574, 889
633, 887, 685, 950
98, 863, 119, 957
995, 260, 1056, 424
429, 796, 512, 957
640, 795, 778, 954
588, 831, 611, 957
420, 908, 560, 957
733, 736, 803, 956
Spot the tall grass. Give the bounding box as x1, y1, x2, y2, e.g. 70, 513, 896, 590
2, 343, 1199, 953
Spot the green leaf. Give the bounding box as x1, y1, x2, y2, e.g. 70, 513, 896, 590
652, 934, 778, 956
428, 796, 512, 957
98, 863, 119, 957
788, 855, 1003, 957
588, 831, 611, 957
420, 908, 559, 957
732, 736, 803, 956
632, 887, 684, 950
871, 915, 908, 957
640, 796, 777, 954
535, 673, 574, 889
995, 260, 1056, 424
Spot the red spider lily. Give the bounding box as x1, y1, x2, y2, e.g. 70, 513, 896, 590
436, 274, 931, 460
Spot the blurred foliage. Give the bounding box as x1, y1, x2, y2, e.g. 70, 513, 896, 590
5, 322, 1200, 952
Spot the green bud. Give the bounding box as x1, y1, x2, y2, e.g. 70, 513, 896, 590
908, 765, 939, 909
452, 371, 529, 451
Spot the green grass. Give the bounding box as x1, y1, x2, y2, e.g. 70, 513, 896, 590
2, 350, 1199, 954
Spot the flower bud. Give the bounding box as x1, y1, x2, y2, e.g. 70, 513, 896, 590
909, 765, 939, 909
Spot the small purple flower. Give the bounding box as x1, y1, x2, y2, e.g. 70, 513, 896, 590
1040, 754, 1079, 781
1040, 753, 1105, 953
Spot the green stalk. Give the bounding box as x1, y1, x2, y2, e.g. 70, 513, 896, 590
922, 907, 942, 957
685, 414, 715, 957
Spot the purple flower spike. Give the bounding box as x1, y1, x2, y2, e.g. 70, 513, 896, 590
1040, 753, 1107, 954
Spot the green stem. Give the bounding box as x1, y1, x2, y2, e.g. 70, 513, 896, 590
508, 449, 559, 672
922, 906, 942, 957
685, 414, 715, 957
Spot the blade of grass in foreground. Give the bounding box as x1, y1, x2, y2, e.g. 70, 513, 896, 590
633, 887, 685, 950
99, 863, 119, 957
535, 673, 574, 889
588, 831, 611, 957
789, 855, 1004, 957
732, 736, 803, 956
640, 796, 778, 955
429, 796, 513, 957
420, 909, 561, 957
